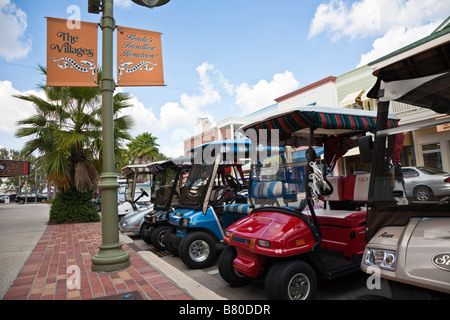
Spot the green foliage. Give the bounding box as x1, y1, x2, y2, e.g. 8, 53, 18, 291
127, 132, 160, 163
49, 187, 100, 224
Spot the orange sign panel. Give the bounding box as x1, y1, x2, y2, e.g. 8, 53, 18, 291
46, 17, 98, 87
117, 26, 165, 86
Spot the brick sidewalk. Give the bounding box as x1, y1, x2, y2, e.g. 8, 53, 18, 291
3, 222, 192, 300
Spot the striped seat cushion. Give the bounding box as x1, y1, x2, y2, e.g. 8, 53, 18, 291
224, 203, 252, 214
251, 181, 283, 199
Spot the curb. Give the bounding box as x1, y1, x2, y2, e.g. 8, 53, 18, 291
119, 233, 226, 300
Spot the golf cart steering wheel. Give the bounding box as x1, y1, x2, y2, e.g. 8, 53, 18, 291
224, 174, 243, 191
140, 188, 149, 197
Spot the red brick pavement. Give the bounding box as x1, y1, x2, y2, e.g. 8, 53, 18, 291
3, 222, 192, 300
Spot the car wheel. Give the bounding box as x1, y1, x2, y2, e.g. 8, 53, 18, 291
18, 199, 24, 204
414, 186, 433, 201
265, 260, 317, 300
179, 231, 217, 269
164, 228, 179, 256
218, 246, 251, 286
140, 223, 152, 244
150, 225, 171, 251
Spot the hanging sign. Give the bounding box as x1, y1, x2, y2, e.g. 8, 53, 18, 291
46, 17, 98, 87
0, 160, 30, 177
117, 26, 165, 86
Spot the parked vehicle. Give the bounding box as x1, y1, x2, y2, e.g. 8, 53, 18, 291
166, 139, 251, 269
139, 156, 192, 249
401, 166, 450, 201
117, 164, 154, 220
15, 193, 47, 204
359, 30, 450, 299
218, 106, 399, 300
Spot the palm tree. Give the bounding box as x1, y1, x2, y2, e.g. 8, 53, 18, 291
127, 132, 160, 164
15, 65, 134, 192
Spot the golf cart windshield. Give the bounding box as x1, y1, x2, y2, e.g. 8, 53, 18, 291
122, 165, 151, 203
250, 157, 309, 208
178, 163, 215, 209
151, 166, 177, 208
240, 106, 399, 209
363, 30, 450, 240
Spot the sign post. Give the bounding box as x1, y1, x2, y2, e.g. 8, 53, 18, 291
90, 0, 131, 272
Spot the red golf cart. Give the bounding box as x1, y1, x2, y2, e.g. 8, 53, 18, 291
218, 106, 398, 300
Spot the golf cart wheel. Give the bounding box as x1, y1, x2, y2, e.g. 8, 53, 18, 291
218, 246, 251, 286
151, 225, 171, 251
140, 223, 152, 245
414, 186, 433, 201
265, 260, 317, 300
179, 231, 217, 269
164, 228, 179, 256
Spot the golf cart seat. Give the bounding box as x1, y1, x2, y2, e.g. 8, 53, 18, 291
301, 174, 370, 257
305, 174, 370, 228
342, 173, 370, 202
224, 181, 283, 212
321, 176, 346, 201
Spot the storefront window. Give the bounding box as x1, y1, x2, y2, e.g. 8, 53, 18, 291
421, 143, 443, 170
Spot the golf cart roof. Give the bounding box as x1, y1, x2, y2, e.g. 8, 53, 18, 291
240, 105, 399, 142
367, 22, 450, 114
121, 156, 192, 176
189, 139, 251, 153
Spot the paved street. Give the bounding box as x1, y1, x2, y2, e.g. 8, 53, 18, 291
0, 203, 50, 299
127, 233, 393, 300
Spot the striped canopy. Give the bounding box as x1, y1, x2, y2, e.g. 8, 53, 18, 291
240, 106, 398, 142
121, 156, 192, 176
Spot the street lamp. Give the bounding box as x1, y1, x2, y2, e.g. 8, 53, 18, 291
131, 0, 170, 9
89, 0, 169, 272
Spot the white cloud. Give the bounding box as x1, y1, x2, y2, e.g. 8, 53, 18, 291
0, 80, 44, 150
309, 0, 450, 65
0, 0, 32, 61
309, 0, 450, 40
114, 0, 133, 9
0, 80, 41, 134
357, 22, 440, 66
235, 71, 299, 115
119, 63, 300, 157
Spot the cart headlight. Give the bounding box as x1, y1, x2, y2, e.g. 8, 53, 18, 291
180, 218, 190, 227
150, 216, 157, 224
363, 248, 396, 271
258, 239, 270, 248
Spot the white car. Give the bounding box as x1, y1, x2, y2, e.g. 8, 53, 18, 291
401, 166, 450, 201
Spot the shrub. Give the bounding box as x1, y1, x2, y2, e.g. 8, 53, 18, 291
49, 186, 100, 224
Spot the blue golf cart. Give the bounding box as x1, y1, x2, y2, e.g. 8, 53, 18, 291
166, 139, 253, 269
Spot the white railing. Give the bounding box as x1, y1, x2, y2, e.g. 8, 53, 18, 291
389, 101, 420, 114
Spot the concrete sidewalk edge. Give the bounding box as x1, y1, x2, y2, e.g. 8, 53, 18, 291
119, 233, 226, 300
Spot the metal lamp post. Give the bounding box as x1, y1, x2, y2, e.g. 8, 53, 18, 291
90, 0, 170, 272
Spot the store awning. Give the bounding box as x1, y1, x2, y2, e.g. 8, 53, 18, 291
339, 90, 364, 108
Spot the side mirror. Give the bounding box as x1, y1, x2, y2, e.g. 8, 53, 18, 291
358, 135, 373, 163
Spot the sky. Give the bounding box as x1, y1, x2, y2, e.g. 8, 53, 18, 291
0, 0, 449, 158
